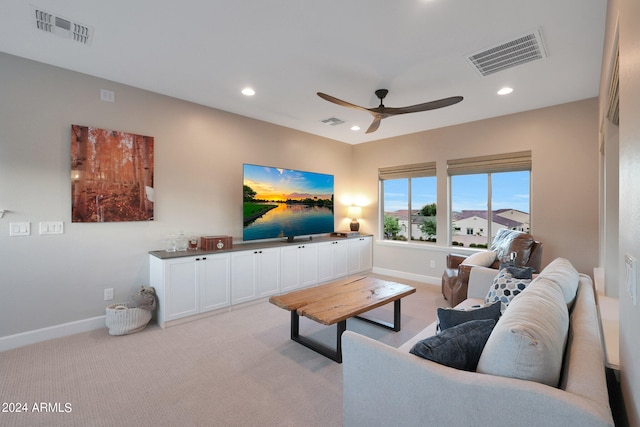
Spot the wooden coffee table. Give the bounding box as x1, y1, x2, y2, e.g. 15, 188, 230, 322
269, 276, 416, 363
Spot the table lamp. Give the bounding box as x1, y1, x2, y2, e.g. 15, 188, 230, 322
348, 206, 362, 232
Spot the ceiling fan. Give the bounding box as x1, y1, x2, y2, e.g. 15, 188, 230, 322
317, 89, 463, 134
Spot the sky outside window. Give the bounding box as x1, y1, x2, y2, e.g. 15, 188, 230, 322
384, 172, 529, 213
383, 177, 437, 212
451, 171, 529, 213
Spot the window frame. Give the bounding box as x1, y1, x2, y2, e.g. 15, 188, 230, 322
379, 162, 437, 243
447, 151, 532, 248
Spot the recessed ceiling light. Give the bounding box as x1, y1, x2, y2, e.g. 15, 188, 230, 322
350, 125, 361, 131
241, 87, 255, 96
497, 87, 514, 95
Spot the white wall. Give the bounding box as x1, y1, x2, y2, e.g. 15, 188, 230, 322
0, 53, 354, 338
604, 0, 640, 424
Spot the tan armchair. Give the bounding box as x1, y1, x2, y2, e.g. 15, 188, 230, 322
441, 230, 543, 307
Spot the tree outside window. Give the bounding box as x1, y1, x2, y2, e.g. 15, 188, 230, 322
382, 176, 437, 243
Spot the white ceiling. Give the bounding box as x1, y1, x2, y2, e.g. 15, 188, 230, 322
0, 0, 606, 144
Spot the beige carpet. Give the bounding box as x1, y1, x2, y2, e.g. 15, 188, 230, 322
0, 274, 445, 427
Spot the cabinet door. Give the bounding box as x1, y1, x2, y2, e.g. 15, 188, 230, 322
281, 244, 318, 291
280, 246, 300, 292
165, 257, 199, 321
358, 236, 372, 271
231, 251, 257, 304
299, 244, 318, 288
348, 237, 372, 274
256, 248, 280, 297
332, 240, 349, 278
317, 242, 334, 283
199, 254, 231, 312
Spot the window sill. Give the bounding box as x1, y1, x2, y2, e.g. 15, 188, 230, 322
375, 239, 484, 255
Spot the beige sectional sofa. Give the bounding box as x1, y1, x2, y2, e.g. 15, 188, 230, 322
342, 258, 614, 427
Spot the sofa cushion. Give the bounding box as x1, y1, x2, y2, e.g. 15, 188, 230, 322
535, 257, 580, 309
461, 250, 496, 267
476, 278, 569, 387
489, 229, 535, 267
410, 319, 496, 371
436, 301, 501, 333
485, 267, 532, 313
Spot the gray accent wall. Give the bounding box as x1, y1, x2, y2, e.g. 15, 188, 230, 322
0, 52, 353, 337
353, 99, 600, 280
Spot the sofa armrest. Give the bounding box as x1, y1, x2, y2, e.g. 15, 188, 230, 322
342, 331, 614, 427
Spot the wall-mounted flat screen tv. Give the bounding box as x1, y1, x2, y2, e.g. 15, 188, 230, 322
243, 164, 334, 241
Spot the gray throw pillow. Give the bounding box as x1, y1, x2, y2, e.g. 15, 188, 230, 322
499, 263, 533, 279
410, 319, 496, 371
436, 301, 501, 333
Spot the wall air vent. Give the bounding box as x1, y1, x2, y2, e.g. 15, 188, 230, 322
321, 117, 345, 126
34, 8, 93, 45
466, 28, 547, 77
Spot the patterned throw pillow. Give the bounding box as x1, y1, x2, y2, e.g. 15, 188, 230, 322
485, 268, 532, 313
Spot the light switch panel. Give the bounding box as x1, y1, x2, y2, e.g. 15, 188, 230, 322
39, 221, 64, 235
625, 254, 638, 306
9, 222, 30, 236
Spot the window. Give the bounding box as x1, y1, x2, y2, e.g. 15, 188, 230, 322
379, 162, 437, 243
448, 151, 531, 248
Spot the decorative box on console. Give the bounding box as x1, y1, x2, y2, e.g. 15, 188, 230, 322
201, 235, 233, 251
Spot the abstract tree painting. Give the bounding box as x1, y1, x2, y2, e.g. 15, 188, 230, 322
71, 125, 154, 222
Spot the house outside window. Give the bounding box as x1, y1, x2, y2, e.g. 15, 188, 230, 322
379, 162, 437, 244
448, 151, 531, 248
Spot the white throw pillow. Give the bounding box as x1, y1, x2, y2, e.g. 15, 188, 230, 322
476, 279, 569, 387
461, 251, 496, 267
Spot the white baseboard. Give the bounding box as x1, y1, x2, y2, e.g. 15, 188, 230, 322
371, 267, 441, 287
0, 315, 106, 352
0, 269, 440, 352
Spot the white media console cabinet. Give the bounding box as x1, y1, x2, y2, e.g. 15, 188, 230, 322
149, 235, 372, 328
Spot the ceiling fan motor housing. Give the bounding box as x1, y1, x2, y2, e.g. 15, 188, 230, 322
375, 89, 388, 100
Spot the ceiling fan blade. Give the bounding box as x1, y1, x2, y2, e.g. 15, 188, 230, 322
317, 92, 369, 112
384, 96, 463, 115
365, 116, 382, 134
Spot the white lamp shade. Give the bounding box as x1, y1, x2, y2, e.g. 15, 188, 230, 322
348, 206, 362, 219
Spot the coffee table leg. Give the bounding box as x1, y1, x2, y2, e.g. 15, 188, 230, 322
290, 310, 346, 363
356, 299, 402, 332
291, 309, 300, 340
335, 320, 346, 363
393, 299, 401, 332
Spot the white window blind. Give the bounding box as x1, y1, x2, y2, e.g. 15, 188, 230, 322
378, 162, 436, 180
447, 151, 531, 176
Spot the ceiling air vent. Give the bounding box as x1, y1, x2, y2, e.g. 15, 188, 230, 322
34, 8, 93, 45
321, 117, 345, 126
466, 29, 547, 77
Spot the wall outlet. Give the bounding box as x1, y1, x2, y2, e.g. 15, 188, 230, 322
430, 260, 436, 269
104, 288, 114, 301
100, 89, 115, 102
